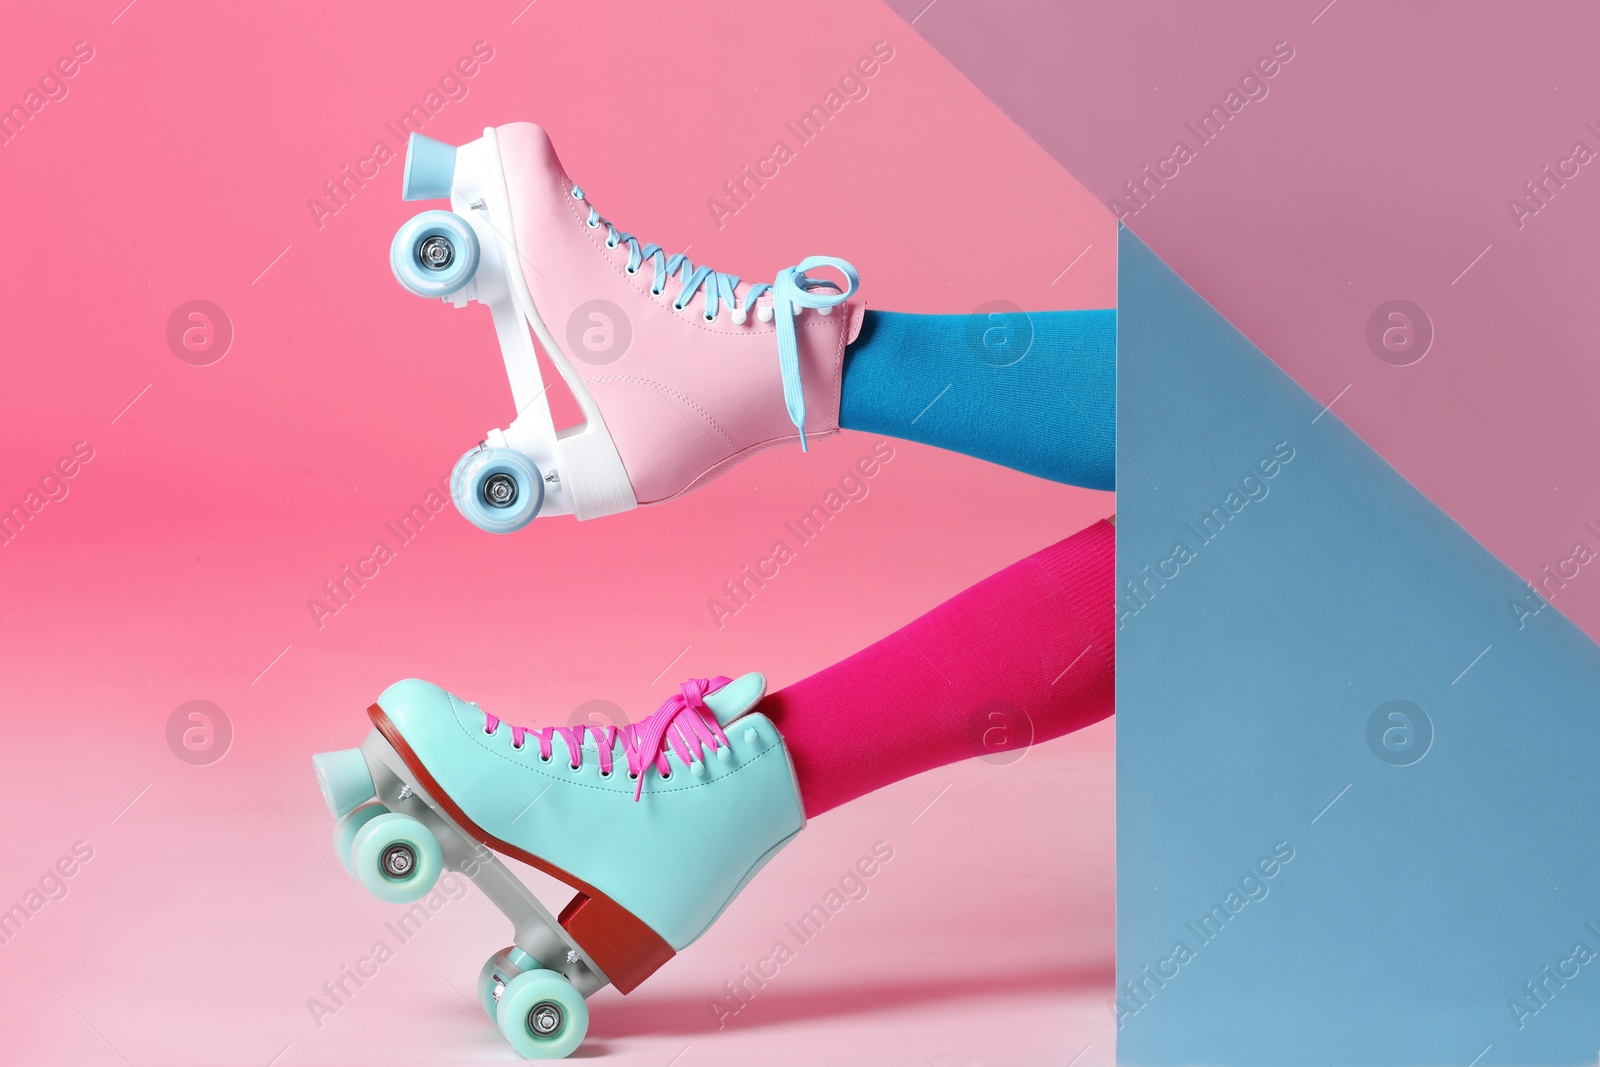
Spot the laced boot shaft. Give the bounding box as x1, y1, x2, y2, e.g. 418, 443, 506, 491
482, 676, 735, 799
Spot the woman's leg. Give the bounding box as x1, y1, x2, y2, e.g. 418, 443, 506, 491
840, 309, 1116, 490
760, 518, 1115, 817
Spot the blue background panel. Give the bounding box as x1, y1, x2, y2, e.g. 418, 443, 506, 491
1116, 225, 1600, 1065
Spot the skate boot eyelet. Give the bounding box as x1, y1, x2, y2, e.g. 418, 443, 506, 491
625, 265, 638, 275
703, 312, 717, 323
569, 763, 581, 772
587, 218, 599, 228
539, 754, 551, 763
600, 769, 612, 778
628, 772, 639, 780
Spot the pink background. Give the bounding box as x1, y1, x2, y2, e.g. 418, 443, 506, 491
0, 1, 1115, 1064
892, 0, 1600, 637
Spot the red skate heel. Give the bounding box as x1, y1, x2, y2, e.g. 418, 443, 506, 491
558, 892, 675, 993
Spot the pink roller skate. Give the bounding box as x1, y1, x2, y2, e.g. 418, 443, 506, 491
388, 123, 863, 532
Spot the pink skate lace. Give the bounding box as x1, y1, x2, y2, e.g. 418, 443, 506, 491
481, 676, 734, 801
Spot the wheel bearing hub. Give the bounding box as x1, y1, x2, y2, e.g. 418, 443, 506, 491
529, 1001, 563, 1037
483, 473, 518, 508
381, 842, 416, 878
419, 235, 455, 271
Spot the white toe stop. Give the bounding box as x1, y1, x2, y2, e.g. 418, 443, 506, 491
731, 308, 747, 325
819, 305, 833, 316
757, 305, 774, 323
791, 304, 802, 317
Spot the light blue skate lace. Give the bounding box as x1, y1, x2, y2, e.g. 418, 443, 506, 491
573, 186, 858, 450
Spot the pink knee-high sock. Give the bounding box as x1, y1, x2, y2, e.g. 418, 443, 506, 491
760, 519, 1115, 817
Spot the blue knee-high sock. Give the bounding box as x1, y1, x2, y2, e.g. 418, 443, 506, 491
839, 309, 1115, 490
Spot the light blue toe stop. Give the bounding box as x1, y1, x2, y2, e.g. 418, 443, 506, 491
402, 133, 456, 201
313, 748, 375, 819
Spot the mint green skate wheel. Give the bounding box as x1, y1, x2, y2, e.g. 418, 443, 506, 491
350, 812, 442, 903
480, 946, 543, 1018
334, 803, 388, 874
495, 968, 588, 1059
478, 947, 517, 1019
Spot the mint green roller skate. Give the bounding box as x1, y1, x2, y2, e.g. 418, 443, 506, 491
311, 674, 804, 1059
